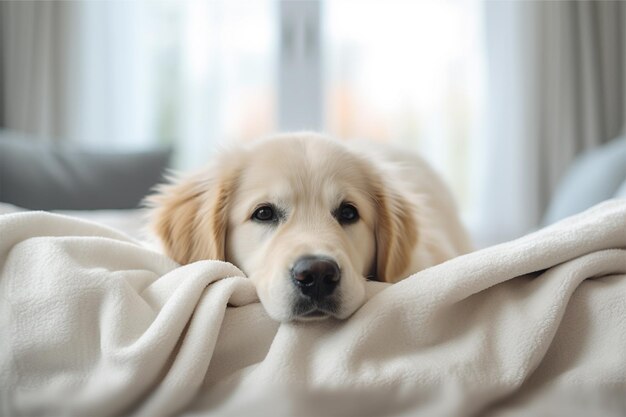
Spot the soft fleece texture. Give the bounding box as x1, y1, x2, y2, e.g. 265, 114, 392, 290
1, 200, 625, 417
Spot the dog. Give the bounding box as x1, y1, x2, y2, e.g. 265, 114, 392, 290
147, 132, 472, 322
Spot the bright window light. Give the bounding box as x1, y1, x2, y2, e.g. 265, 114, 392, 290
324, 0, 485, 212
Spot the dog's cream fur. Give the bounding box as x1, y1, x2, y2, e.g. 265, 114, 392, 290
148, 133, 471, 322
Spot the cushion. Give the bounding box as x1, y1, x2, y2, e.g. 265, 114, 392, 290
615, 179, 626, 199
542, 136, 626, 225
0, 130, 172, 210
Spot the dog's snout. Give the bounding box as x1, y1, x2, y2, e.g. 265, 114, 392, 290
291, 256, 340, 299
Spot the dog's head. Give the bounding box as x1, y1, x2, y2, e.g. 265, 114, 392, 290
148, 133, 417, 322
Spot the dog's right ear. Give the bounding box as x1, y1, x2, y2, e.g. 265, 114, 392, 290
145, 163, 238, 265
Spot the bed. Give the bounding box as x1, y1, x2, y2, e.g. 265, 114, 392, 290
1, 199, 625, 417
2, 132, 626, 416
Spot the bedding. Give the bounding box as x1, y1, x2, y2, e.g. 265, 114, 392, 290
0, 202, 150, 242
1, 199, 625, 416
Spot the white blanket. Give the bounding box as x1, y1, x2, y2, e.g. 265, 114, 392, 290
1, 200, 625, 417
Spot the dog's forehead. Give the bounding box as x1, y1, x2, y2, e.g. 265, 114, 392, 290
238, 138, 372, 204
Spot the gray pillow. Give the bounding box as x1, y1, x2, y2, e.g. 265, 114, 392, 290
542, 136, 626, 225
0, 130, 172, 210
615, 179, 626, 199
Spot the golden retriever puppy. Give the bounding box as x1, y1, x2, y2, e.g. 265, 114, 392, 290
147, 132, 471, 322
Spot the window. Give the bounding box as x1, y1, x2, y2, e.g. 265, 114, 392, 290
106, 0, 485, 213
133, 1, 278, 168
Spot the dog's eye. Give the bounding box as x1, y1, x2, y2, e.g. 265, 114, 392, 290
335, 203, 359, 225
252, 205, 277, 222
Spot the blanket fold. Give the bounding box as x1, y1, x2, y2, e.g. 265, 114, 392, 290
1, 200, 626, 417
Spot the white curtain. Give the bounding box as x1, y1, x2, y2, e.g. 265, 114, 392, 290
0, 1, 78, 142
0, 1, 157, 149
69, 1, 157, 149
473, 0, 626, 246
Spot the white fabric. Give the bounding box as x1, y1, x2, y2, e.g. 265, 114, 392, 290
1, 200, 626, 417
0, 202, 150, 242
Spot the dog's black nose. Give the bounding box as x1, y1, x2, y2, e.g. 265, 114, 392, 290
291, 256, 340, 300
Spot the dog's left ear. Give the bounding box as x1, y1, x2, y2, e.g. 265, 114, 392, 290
145, 162, 238, 265
373, 183, 418, 283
